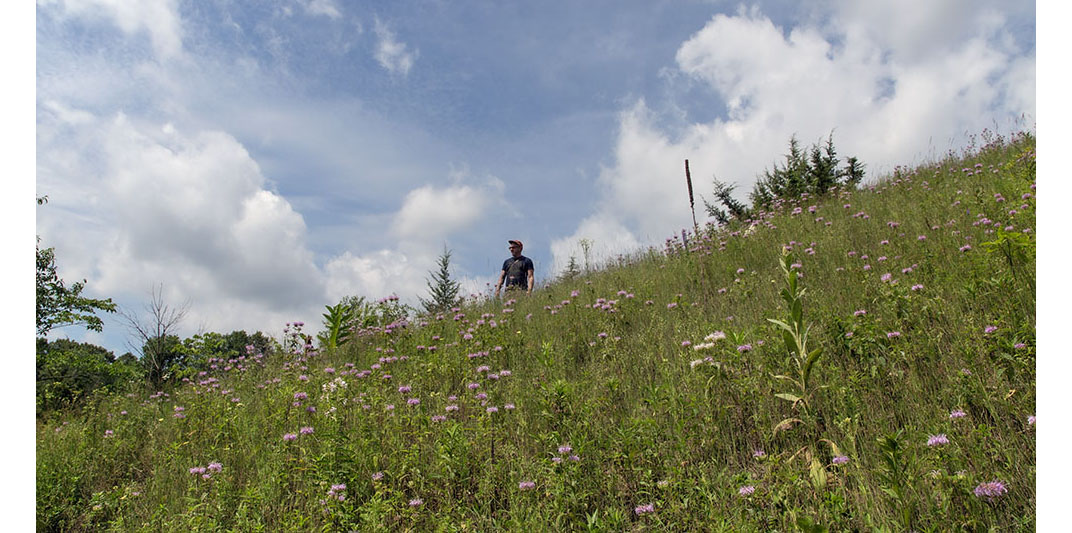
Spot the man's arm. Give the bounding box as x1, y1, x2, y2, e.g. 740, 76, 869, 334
494, 270, 506, 298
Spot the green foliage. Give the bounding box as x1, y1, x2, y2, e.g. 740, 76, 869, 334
36, 238, 117, 335
141, 334, 184, 385
874, 431, 918, 531
750, 133, 865, 211
419, 246, 462, 315
36, 338, 141, 414
703, 177, 752, 225
768, 249, 824, 416
321, 302, 358, 352
174, 330, 276, 378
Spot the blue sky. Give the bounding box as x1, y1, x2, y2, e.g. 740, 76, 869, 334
33, 0, 1036, 356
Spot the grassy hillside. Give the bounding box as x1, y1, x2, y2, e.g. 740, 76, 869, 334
37, 131, 1036, 531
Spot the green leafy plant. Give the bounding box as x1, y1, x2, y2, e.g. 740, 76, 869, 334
769, 249, 824, 416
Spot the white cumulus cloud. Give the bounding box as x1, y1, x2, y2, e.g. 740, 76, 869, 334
551, 3, 1034, 276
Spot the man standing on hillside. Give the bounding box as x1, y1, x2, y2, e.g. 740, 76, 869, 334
495, 239, 534, 297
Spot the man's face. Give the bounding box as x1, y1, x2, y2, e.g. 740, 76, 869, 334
509, 244, 521, 257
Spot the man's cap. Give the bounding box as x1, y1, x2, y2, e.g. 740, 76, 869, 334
508, 239, 523, 249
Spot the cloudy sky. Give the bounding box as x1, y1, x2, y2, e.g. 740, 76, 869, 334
34, 0, 1035, 354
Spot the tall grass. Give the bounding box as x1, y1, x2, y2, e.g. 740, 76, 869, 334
37, 130, 1036, 531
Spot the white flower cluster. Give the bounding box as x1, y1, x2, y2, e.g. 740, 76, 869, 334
321, 377, 349, 402
692, 331, 726, 351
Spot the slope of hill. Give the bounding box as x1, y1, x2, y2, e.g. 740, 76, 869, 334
38, 130, 1036, 531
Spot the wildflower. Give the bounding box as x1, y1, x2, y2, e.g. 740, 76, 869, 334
468, 382, 480, 390
918, 235, 927, 241
504, 403, 515, 410
558, 445, 572, 454
960, 244, 972, 252
324, 367, 335, 374
407, 398, 420, 406
753, 449, 766, 458
705, 331, 726, 342
409, 498, 423, 507
634, 503, 655, 515
881, 273, 893, 283
738, 485, 755, 496
551, 456, 563, 464
207, 462, 223, 472
911, 284, 924, 291
475, 392, 488, 400
667, 302, 678, 309
189, 466, 206, 475
887, 331, 901, 339
1014, 342, 1026, 349
984, 325, 998, 334
300, 426, 314, 435
372, 471, 384, 481
298, 375, 309, 382
569, 455, 580, 462
1028, 415, 1036, 426
445, 404, 459, 412
832, 455, 849, 465
737, 344, 752, 353
476, 365, 490, 373
927, 434, 949, 446
500, 369, 512, 377
486, 406, 499, 413
681, 340, 691, 347
519, 481, 535, 490
950, 409, 967, 419
431, 415, 446, 422
854, 309, 867, 317
294, 392, 308, 401
973, 481, 1008, 502
398, 385, 411, 393
104, 430, 114, 438
283, 433, 298, 441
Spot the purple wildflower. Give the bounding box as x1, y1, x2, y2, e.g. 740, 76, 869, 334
737, 344, 752, 353
372, 471, 384, 481
738, 485, 755, 496
634, 503, 655, 515
409, 498, 423, 507
832, 455, 849, 465
519, 481, 535, 491
927, 434, 949, 446
973, 481, 1008, 502
283, 433, 298, 441
299, 426, 314, 435
984, 325, 998, 334
950, 409, 967, 420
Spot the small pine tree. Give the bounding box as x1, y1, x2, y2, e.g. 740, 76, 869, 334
420, 247, 461, 314
562, 256, 581, 280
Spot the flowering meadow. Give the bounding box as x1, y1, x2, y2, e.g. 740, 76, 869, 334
37, 131, 1035, 531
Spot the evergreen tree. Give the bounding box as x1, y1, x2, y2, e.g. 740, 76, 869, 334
420, 247, 461, 314
562, 256, 581, 280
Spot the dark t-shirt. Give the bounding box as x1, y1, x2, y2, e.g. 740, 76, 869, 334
502, 255, 534, 288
